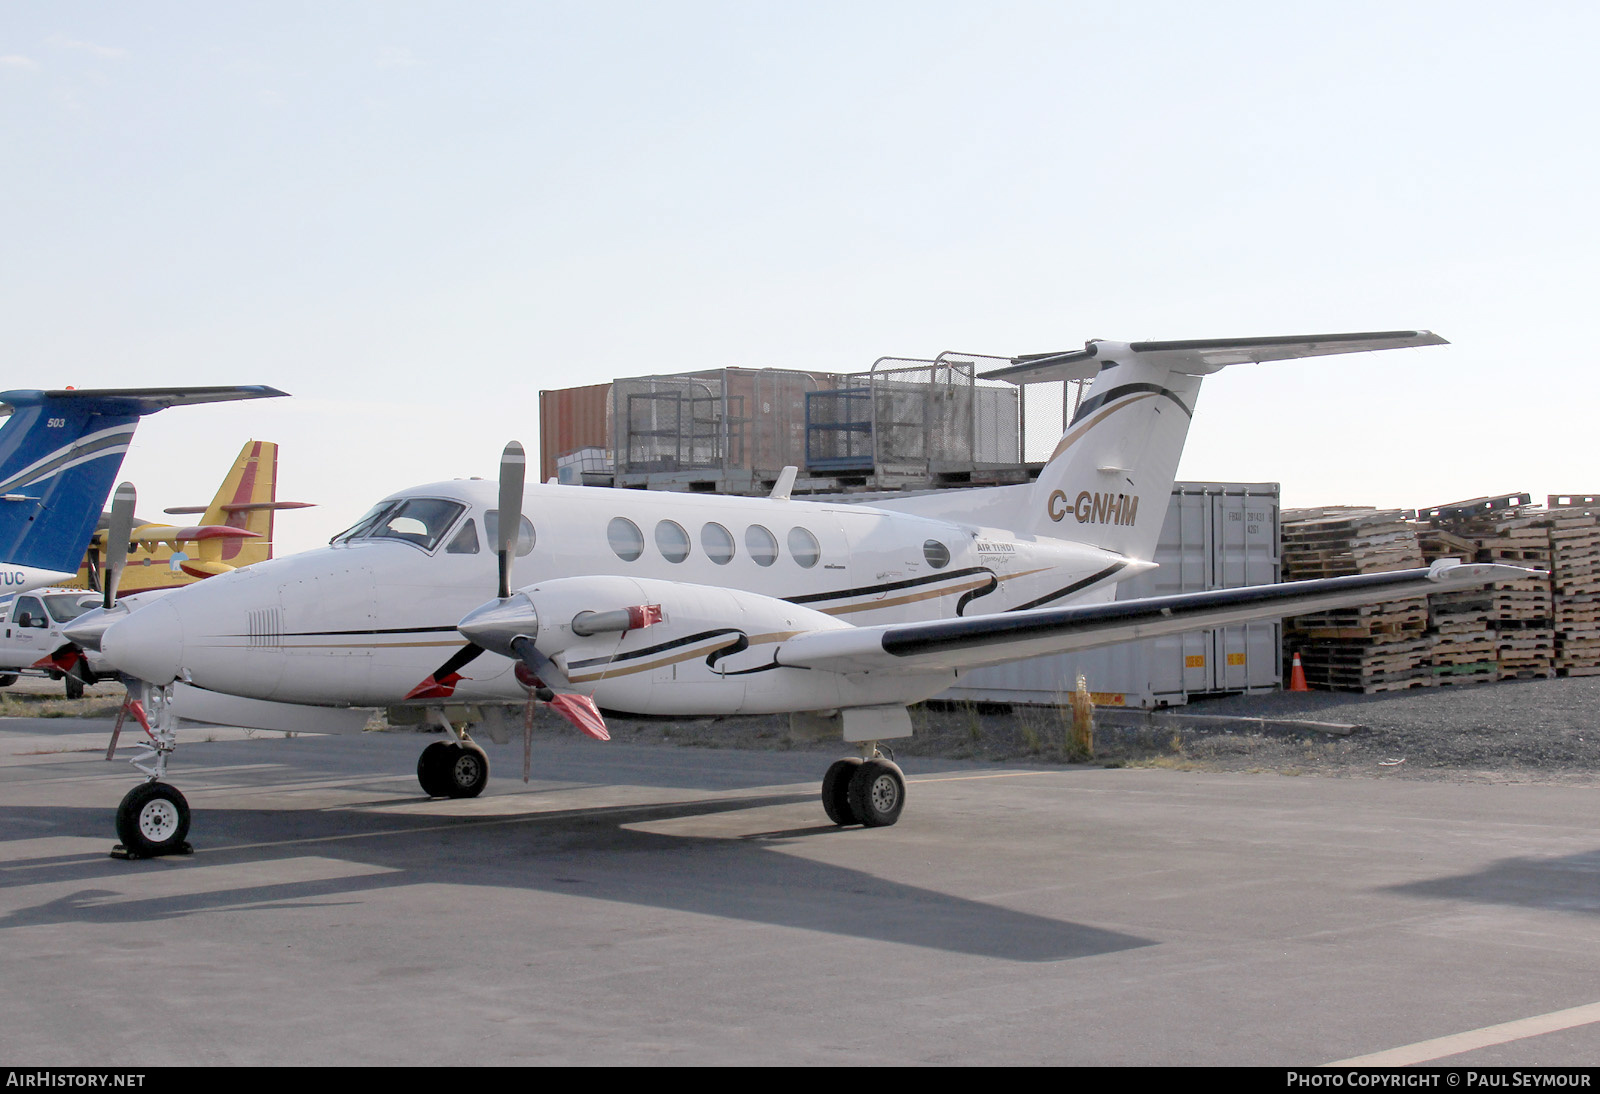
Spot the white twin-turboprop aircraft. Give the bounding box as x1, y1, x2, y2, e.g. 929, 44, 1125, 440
69, 330, 1538, 857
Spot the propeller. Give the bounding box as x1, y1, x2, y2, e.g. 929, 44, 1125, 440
404, 442, 523, 700
102, 481, 137, 611
49, 483, 139, 673
406, 443, 611, 741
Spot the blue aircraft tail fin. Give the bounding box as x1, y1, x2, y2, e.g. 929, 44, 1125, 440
0, 386, 287, 579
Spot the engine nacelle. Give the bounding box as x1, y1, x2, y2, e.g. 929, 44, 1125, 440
513, 575, 902, 716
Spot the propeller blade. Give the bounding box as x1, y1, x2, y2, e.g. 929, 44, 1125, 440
546, 693, 610, 741
404, 642, 486, 700
32, 645, 83, 676
510, 635, 567, 687
497, 441, 526, 601
103, 482, 136, 610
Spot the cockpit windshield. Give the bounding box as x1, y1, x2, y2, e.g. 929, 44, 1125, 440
332, 498, 467, 552
331, 501, 399, 544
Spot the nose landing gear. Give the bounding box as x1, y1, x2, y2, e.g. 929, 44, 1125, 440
111, 683, 194, 860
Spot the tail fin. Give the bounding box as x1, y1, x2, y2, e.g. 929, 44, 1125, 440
199, 439, 281, 570
981, 331, 1447, 560
0, 386, 286, 591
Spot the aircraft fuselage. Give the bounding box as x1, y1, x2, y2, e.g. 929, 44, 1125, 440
99, 478, 1141, 712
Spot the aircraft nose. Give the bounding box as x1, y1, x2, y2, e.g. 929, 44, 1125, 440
100, 599, 184, 684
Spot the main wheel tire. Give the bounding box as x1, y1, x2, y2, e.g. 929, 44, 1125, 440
115, 782, 191, 857
821, 757, 863, 825
64, 674, 84, 700
846, 759, 905, 828
417, 741, 454, 797
0, 674, 16, 687
441, 743, 489, 798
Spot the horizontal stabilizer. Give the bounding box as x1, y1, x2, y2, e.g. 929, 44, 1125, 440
983, 330, 1447, 385
163, 500, 313, 515
777, 560, 1534, 676
0, 386, 288, 415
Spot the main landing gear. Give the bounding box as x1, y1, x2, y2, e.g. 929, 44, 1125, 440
415, 712, 490, 799
821, 745, 905, 828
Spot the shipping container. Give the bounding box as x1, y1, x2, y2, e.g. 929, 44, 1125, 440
944, 482, 1282, 707
538, 384, 611, 484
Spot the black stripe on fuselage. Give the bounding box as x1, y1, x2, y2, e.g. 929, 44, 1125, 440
1007, 562, 1128, 612
784, 566, 994, 605
226, 625, 460, 638
565, 628, 742, 671
1069, 383, 1192, 426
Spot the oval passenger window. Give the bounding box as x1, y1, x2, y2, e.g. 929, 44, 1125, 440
702, 522, 735, 565
656, 520, 691, 563
745, 525, 778, 567
608, 517, 644, 562
787, 527, 820, 568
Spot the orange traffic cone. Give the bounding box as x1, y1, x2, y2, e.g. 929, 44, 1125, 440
1288, 651, 1310, 692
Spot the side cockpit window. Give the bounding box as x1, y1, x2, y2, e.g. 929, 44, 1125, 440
446, 519, 480, 555
484, 511, 536, 557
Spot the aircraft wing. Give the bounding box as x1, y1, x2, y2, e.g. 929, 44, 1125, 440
774, 560, 1534, 676
984, 330, 1447, 385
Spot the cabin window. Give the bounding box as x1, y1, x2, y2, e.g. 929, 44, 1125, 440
656, 520, 691, 563
363, 499, 467, 552
923, 540, 951, 569
702, 522, 735, 565
787, 527, 820, 569
14, 596, 46, 627
446, 520, 480, 555
745, 525, 778, 567
609, 517, 644, 562
484, 511, 536, 557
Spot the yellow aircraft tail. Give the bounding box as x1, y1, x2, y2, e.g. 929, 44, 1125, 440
72, 440, 311, 593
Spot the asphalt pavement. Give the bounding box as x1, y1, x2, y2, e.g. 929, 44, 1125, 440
1, 712, 1597, 1066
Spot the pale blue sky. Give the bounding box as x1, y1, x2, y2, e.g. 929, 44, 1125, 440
4, 2, 1595, 552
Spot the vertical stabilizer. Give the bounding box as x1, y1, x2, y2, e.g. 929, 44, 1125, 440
200, 440, 281, 571
1027, 343, 1206, 560
978, 331, 1448, 560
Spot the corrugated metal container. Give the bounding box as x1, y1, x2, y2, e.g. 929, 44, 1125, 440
945, 482, 1281, 707
539, 384, 611, 483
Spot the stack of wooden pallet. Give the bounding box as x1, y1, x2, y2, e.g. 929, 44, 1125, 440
1545, 497, 1600, 676
1419, 500, 1554, 681
1415, 525, 1498, 685
1281, 507, 1433, 692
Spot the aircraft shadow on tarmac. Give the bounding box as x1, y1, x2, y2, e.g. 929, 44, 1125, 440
1384, 849, 1600, 916
0, 797, 1153, 963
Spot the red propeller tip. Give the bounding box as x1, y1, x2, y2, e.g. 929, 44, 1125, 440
547, 693, 609, 741
404, 672, 462, 701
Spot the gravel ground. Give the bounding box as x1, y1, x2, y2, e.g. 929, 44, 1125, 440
4, 672, 1597, 785
594, 677, 1600, 785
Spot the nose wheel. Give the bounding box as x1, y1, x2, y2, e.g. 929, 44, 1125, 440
821, 753, 905, 827
417, 740, 490, 798
113, 781, 193, 859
